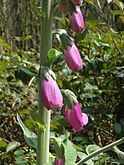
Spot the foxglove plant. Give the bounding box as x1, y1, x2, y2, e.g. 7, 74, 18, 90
62, 89, 88, 132
64, 43, 83, 71
64, 103, 88, 132
41, 73, 63, 110
17, 1, 124, 165
54, 156, 65, 165
70, 7, 85, 32
60, 33, 83, 71
72, 0, 83, 6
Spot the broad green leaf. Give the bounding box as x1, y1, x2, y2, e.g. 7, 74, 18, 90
0, 139, 7, 148
59, 129, 70, 140
77, 152, 94, 165
86, 144, 101, 154
19, 109, 30, 115
86, 144, 101, 160
93, 39, 100, 47
63, 139, 77, 165
30, 110, 45, 129
6, 141, 20, 152
60, 18, 68, 27
110, 10, 124, 15
84, 83, 98, 92
86, 20, 98, 28
75, 28, 88, 43
22, 35, 32, 41
17, 65, 37, 77
113, 146, 124, 160
53, 137, 64, 158
0, 37, 10, 50
85, 0, 94, 5
48, 48, 62, 63
82, 93, 96, 99
30, 0, 45, 17
114, 0, 124, 10
114, 122, 122, 134
17, 114, 37, 149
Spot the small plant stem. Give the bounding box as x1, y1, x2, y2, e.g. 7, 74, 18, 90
77, 137, 124, 165
36, 0, 53, 165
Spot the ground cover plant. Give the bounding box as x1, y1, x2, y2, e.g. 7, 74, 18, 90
0, 0, 124, 164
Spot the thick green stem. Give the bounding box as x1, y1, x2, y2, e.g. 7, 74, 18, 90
36, 0, 53, 165
77, 137, 124, 165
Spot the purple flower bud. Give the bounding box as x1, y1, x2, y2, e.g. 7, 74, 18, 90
54, 156, 65, 165
41, 75, 63, 110
72, 0, 83, 6
70, 7, 85, 33
64, 43, 83, 71
64, 103, 88, 132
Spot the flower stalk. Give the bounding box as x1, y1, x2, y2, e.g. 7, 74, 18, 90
77, 137, 124, 165
36, 0, 53, 164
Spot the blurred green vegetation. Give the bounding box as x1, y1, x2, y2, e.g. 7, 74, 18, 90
0, 0, 124, 164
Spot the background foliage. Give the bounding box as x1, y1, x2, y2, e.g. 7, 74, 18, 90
0, 0, 124, 164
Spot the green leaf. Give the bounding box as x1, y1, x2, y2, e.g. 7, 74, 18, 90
48, 48, 62, 63
85, 0, 94, 5
63, 139, 77, 165
17, 65, 37, 77
84, 83, 98, 92
17, 114, 37, 149
53, 138, 64, 158
86, 144, 101, 160
77, 152, 94, 165
6, 141, 20, 152
30, 110, 46, 130
0, 37, 10, 50
113, 146, 124, 160
114, 122, 122, 134
82, 93, 96, 99
59, 129, 70, 140
30, 0, 45, 17
110, 10, 124, 15
21, 35, 32, 41
52, 28, 67, 34
114, 0, 124, 10
0, 139, 7, 148
93, 39, 100, 47
75, 28, 88, 43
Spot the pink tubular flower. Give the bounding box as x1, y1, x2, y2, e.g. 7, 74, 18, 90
64, 103, 88, 132
54, 156, 65, 165
41, 75, 63, 110
64, 43, 83, 71
70, 7, 85, 33
72, 0, 83, 6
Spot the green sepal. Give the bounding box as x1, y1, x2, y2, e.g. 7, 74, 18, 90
40, 66, 56, 81
66, 0, 76, 14
60, 33, 73, 50
61, 89, 78, 109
